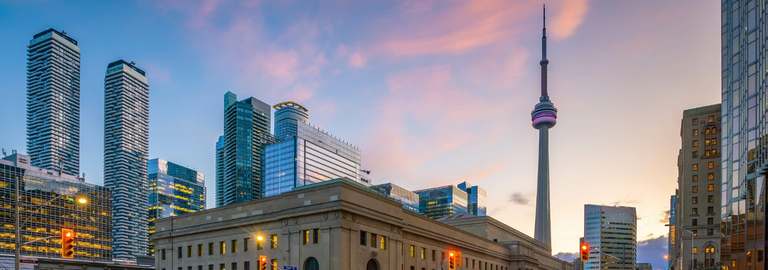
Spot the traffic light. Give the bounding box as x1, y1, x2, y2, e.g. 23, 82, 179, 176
448, 251, 456, 270
580, 243, 590, 261
259, 256, 267, 270
61, 228, 74, 259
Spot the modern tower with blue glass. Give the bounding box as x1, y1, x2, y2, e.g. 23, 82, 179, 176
413, 185, 468, 219
26, 29, 81, 176
215, 135, 225, 207
104, 60, 149, 258
263, 101, 362, 197
217, 92, 274, 207
458, 181, 487, 216
532, 6, 557, 247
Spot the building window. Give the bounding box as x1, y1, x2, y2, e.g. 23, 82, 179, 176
232, 239, 237, 253
712, 138, 718, 145
693, 140, 699, 147
313, 229, 319, 244
220, 264, 225, 270
708, 217, 714, 224
693, 164, 698, 171
304, 257, 319, 270
410, 245, 415, 257
220, 241, 225, 254
693, 247, 698, 254
692, 208, 698, 215
198, 244, 203, 256
705, 139, 711, 146
708, 184, 714, 191
232, 262, 237, 270
693, 118, 698, 125
693, 151, 699, 158
712, 127, 717, 134
244, 261, 250, 270
708, 206, 714, 213
162, 249, 166, 260
271, 260, 277, 270
693, 129, 699, 136
693, 186, 698, 193
421, 248, 426, 259
380, 236, 387, 250
708, 195, 714, 203
693, 197, 698, 204
244, 238, 249, 251
708, 115, 714, 123
712, 149, 718, 155
371, 233, 377, 248
708, 173, 714, 180
303, 230, 310, 245
708, 162, 714, 169
257, 239, 263, 250
692, 219, 698, 226
209, 265, 213, 270
178, 246, 182, 258
199, 266, 203, 270
708, 229, 714, 235
705, 150, 710, 156
209, 243, 213, 255
360, 231, 367, 246
271, 235, 278, 249
693, 175, 698, 182
188, 245, 192, 257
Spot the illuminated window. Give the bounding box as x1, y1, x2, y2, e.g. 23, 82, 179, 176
693, 175, 699, 182
708, 184, 714, 191
694, 129, 699, 136
712, 127, 717, 134
708, 115, 714, 123
271, 235, 277, 249
704, 128, 710, 135
708, 162, 714, 169
271, 259, 277, 270
303, 230, 310, 245
693, 186, 698, 193
220, 241, 225, 254
692, 197, 698, 204
693, 164, 698, 171
421, 248, 426, 259
410, 245, 415, 257
708, 173, 714, 180
704, 150, 710, 156
694, 247, 698, 254
705, 139, 711, 146
693, 140, 699, 147
380, 236, 386, 250
712, 149, 718, 155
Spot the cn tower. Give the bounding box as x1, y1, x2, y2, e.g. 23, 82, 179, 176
532, 5, 557, 247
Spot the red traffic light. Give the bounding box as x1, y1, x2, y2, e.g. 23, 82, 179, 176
580, 243, 590, 262
61, 228, 75, 259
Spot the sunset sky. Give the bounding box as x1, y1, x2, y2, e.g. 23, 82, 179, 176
0, 1, 722, 268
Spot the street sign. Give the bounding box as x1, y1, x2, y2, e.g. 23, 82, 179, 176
282, 266, 297, 270
19, 259, 38, 265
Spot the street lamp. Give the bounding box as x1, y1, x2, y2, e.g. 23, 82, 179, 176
665, 224, 694, 270
256, 234, 290, 264
14, 175, 87, 270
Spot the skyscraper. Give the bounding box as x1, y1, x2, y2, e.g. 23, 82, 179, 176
104, 60, 149, 259
458, 181, 487, 216
217, 92, 272, 206
583, 205, 637, 270
215, 135, 225, 208
263, 101, 362, 197
369, 183, 420, 213
668, 193, 677, 270
26, 29, 80, 176
673, 105, 722, 270
532, 6, 557, 246
720, 3, 768, 269
147, 158, 205, 255
413, 185, 468, 219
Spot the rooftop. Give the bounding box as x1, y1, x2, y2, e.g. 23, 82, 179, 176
107, 59, 146, 76
32, 28, 78, 46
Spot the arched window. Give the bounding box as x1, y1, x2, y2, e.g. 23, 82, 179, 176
703, 243, 716, 267
366, 259, 379, 270
705, 128, 711, 135
304, 257, 319, 270
712, 127, 717, 134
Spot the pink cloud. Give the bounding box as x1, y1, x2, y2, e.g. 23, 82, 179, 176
549, 0, 590, 40
348, 53, 366, 68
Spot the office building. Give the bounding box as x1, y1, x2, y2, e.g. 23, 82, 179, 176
215, 135, 225, 208
104, 60, 150, 259
720, 2, 768, 269
262, 101, 362, 197
26, 29, 81, 176
583, 205, 637, 270
668, 193, 677, 270
413, 185, 468, 219
0, 152, 112, 261
369, 183, 420, 213
672, 105, 722, 270
217, 92, 273, 206
458, 181, 487, 216
152, 179, 572, 270
148, 158, 205, 254
532, 7, 558, 246
636, 263, 652, 270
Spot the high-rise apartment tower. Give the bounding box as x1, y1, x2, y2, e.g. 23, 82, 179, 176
215, 135, 225, 208
583, 205, 637, 270
26, 29, 81, 176
104, 60, 149, 259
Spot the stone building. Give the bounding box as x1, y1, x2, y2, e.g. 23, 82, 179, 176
152, 179, 570, 270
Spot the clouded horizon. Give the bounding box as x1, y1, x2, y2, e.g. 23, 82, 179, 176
0, 1, 720, 264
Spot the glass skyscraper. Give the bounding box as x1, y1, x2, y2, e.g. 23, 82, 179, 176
217, 92, 273, 206
458, 181, 487, 216
215, 135, 225, 208
263, 102, 362, 197
26, 29, 80, 176
370, 183, 420, 213
413, 185, 468, 219
721, 2, 768, 269
147, 158, 205, 255
0, 152, 112, 261
103, 60, 149, 259
583, 205, 637, 270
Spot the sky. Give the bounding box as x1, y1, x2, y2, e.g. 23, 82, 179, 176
0, 1, 721, 268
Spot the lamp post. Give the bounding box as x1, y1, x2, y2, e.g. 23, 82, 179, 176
666, 224, 694, 270
257, 235, 290, 265
14, 173, 86, 270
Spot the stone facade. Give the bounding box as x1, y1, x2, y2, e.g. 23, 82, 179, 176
152, 179, 571, 270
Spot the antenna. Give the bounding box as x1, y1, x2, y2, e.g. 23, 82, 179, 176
2, 149, 6, 157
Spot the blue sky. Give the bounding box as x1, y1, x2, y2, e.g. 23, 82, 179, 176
0, 1, 721, 267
